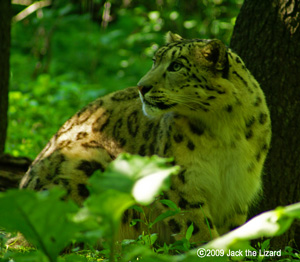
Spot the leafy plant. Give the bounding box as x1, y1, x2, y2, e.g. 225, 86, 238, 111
1, 154, 300, 261
0, 154, 179, 262
0, 189, 79, 262
199, 202, 300, 261
282, 246, 300, 261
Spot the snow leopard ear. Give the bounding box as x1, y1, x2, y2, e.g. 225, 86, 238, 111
165, 31, 183, 43
200, 39, 228, 71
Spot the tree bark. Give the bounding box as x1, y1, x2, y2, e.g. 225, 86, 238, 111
0, 0, 11, 154
0, 154, 32, 192
230, 0, 300, 249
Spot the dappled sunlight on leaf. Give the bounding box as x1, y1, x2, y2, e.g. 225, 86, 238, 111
102, 154, 180, 205
201, 202, 300, 252
132, 169, 173, 205
0, 189, 79, 262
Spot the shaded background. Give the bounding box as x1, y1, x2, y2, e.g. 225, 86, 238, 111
7, 0, 242, 158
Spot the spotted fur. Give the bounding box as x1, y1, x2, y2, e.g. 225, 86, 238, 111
20, 32, 271, 245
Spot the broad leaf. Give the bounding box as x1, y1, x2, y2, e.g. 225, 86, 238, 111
82, 189, 135, 238
6, 250, 49, 262
59, 254, 88, 262
88, 154, 179, 205
0, 189, 79, 262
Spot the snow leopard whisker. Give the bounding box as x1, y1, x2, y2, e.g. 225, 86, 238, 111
168, 94, 210, 108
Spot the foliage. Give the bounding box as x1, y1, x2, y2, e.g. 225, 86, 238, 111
201, 202, 300, 261
7, 0, 243, 158
0, 154, 180, 261
0, 189, 79, 262
0, 154, 300, 261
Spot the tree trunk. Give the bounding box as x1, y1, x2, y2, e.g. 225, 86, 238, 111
0, 0, 11, 154
0, 154, 32, 192
230, 0, 300, 249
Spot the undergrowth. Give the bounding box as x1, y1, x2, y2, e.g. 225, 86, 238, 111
0, 154, 300, 262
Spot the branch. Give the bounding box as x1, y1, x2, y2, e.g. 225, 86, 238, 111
12, 0, 33, 6
12, 0, 52, 23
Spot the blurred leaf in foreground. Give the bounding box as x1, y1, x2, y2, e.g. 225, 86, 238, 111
89, 153, 180, 205
0, 189, 79, 262
79, 154, 180, 259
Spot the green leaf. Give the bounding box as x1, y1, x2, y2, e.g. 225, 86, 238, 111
260, 239, 270, 251
136, 233, 158, 247
89, 154, 180, 205
59, 254, 88, 262
7, 250, 49, 262
159, 199, 180, 211
0, 189, 79, 262
83, 189, 135, 238
280, 202, 300, 218
150, 210, 181, 228
121, 245, 171, 262
88, 170, 134, 195
149, 233, 158, 245
130, 219, 145, 227
185, 223, 194, 241
130, 205, 145, 214
274, 204, 300, 235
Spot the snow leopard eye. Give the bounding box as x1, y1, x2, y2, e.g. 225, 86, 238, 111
168, 61, 183, 72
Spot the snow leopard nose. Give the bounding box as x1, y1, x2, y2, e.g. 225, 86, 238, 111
137, 85, 153, 96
